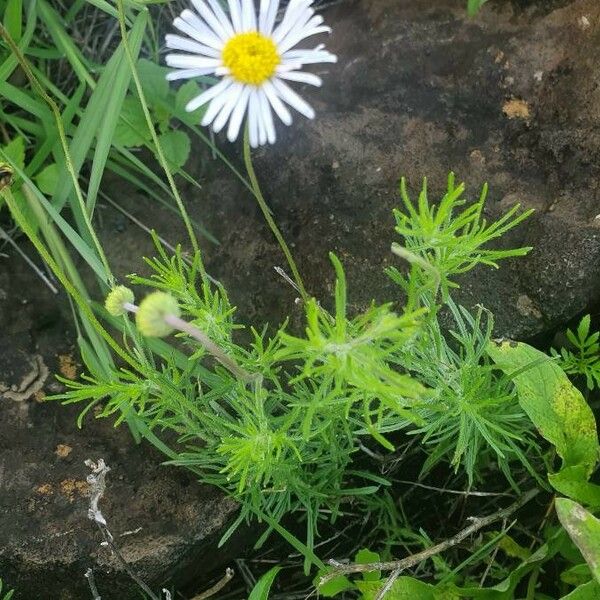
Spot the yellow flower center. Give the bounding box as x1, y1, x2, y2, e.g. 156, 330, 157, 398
222, 32, 280, 85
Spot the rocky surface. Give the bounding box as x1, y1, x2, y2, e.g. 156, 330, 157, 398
0, 258, 238, 599
104, 0, 600, 340
3, 0, 600, 597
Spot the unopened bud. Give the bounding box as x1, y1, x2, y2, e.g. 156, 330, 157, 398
136, 292, 180, 337
105, 286, 134, 317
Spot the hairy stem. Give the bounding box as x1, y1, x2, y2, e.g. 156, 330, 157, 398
115, 1, 201, 260
242, 127, 308, 302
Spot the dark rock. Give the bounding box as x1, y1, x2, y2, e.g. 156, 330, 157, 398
0, 253, 237, 599
155, 0, 599, 340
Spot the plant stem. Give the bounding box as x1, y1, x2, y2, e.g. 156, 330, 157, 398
320, 488, 540, 584
115, 1, 201, 261
0, 23, 113, 284
2, 187, 143, 375
242, 127, 309, 303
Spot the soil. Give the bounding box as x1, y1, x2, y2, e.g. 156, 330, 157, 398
103, 0, 600, 340
0, 252, 239, 598
2, 0, 600, 597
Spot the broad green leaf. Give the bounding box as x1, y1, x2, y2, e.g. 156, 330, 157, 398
556, 499, 600, 584
35, 163, 59, 196
137, 58, 170, 106
355, 548, 382, 582
175, 80, 208, 126
560, 580, 600, 599
158, 129, 191, 170
487, 341, 600, 504
314, 570, 354, 598
356, 576, 439, 600
248, 566, 282, 600
561, 563, 593, 587
113, 95, 152, 147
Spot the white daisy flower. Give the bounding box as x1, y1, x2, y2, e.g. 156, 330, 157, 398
165, 0, 337, 147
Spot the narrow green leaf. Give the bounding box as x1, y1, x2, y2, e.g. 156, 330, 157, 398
248, 567, 282, 600
4, 0, 23, 43
37, 0, 94, 87
86, 12, 148, 214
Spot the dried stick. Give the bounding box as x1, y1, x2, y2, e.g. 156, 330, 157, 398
191, 568, 235, 600
85, 459, 161, 600
85, 568, 101, 600
320, 488, 539, 587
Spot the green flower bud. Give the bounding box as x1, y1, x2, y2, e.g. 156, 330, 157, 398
136, 292, 180, 338
105, 285, 135, 317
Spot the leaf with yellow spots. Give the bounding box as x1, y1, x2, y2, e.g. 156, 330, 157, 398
487, 341, 600, 506
556, 498, 600, 584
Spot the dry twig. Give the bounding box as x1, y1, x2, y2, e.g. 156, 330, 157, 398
320, 488, 540, 590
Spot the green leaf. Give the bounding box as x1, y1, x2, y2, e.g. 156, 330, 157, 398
248, 566, 282, 600
2, 136, 25, 171
356, 576, 438, 600
86, 18, 147, 215
174, 80, 207, 126
487, 341, 600, 504
355, 548, 382, 582
113, 95, 152, 147
560, 580, 600, 600
4, 0, 23, 43
137, 58, 170, 106
314, 570, 355, 597
35, 163, 59, 196
158, 129, 191, 170
467, 0, 488, 16
556, 498, 600, 584
52, 11, 147, 213
561, 563, 593, 587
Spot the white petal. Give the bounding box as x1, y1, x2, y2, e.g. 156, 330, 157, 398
278, 70, 322, 86
166, 67, 216, 81
165, 34, 220, 58
258, 89, 276, 144
254, 91, 267, 145
278, 21, 331, 54
262, 80, 293, 126
260, 0, 279, 35
202, 82, 239, 125
191, 0, 229, 41
206, 0, 236, 37
248, 91, 260, 147
227, 86, 251, 142
273, 5, 315, 44
176, 12, 223, 49
165, 54, 221, 69
212, 83, 244, 132
282, 48, 337, 64
271, 77, 315, 119
187, 77, 233, 112
241, 0, 257, 31
227, 0, 243, 32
